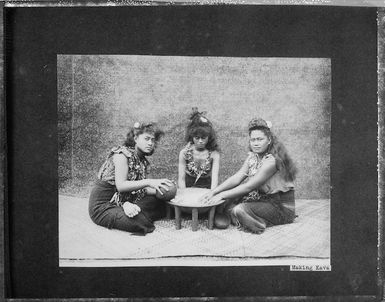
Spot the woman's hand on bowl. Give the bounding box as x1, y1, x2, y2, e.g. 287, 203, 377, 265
147, 179, 174, 195
200, 190, 215, 204
123, 202, 141, 218
207, 193, 225, 205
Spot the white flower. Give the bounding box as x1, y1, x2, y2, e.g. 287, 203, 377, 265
200, 117, 208, 123
266, 120, 272, 129
134, 122, 140, 128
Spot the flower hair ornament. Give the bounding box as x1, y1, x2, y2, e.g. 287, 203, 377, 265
133, 122, 153, 129
133, 122, 141, 129
248, 118, 273, 130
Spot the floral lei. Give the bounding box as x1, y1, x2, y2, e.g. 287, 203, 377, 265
184, 143, 212, 184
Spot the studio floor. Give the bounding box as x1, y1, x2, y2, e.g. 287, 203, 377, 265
59, 195, 330, 267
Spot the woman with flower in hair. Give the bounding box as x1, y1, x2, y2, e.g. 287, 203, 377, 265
88, 122, 174, 235
177, 108, 220, 190
203, 117, 297, 234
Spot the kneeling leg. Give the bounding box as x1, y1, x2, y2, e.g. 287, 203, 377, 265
231, 201, 293, 233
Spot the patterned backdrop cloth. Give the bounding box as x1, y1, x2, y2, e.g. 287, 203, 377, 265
59, 195, 330, 264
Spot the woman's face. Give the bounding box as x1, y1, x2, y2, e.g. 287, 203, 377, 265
249, 129, 270, 154
135, 132, 156, 155
193, 135, 209, 150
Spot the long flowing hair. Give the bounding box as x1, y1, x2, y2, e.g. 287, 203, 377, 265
185, 107, 219, 152
248, 118, 297, 181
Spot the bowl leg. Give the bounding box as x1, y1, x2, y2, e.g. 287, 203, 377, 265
208, 206, 216, 230
175, 206, 182, 230
192, 208, 198, 231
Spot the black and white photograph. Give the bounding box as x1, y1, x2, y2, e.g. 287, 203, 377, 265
58, 55, 331, 267
2, 2, 382, 300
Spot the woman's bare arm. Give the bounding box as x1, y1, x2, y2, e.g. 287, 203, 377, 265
210, 151, 220, 189
211, 157, 249, 195
113, 154, 173, 194
219, 157, 277, 200
177, 150, 187, 189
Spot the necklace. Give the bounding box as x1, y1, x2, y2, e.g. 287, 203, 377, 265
185, 143, 211, 183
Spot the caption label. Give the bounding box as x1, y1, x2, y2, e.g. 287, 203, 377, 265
290, 264, 331, 271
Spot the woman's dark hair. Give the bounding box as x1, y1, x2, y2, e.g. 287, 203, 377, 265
248, 118, 297, 181
124, 122, 164, 153
185, 107, 219, 152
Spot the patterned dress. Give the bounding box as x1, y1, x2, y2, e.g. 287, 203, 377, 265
98, 146, 148, 206
230, 152, 296, 234
88, 146, 165, 235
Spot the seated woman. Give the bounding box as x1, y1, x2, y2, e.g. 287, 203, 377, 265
88, 122, 174, 235
203, 117, 297, 234
178, 108, 220, 190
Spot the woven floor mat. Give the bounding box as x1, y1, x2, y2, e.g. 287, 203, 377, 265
59, 195, 330, 260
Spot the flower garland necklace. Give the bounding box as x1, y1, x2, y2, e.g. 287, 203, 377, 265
184, 143, 212, 184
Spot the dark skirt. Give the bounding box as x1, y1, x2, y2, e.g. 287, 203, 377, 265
230, 190, 296, 234
185, 173, 211, 189
89, 180, 166, 235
